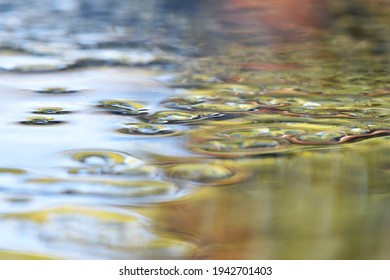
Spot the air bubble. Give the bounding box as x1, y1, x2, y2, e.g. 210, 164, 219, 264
117, 123, 178, 136
98, 100, 147, 115
0, 206, 196, 259
19, 117, 63, 125
0, 251, 55, 260
32, 107, 71, 115
162, 96, 263, 112
218, 126, 306, 138
144, 110, 226, 124
190, 102, 259, 112
34, 87, 79, 94
166, 162, 246, 185
190, 138, 291, 157
292, 131, 346, 144
287, 107, 342, 117
67, 150, 142, 167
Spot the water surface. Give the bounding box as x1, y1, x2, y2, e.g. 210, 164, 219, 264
0, 0, 389, 259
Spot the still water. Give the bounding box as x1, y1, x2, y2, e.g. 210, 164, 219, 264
0, 0, 389, 259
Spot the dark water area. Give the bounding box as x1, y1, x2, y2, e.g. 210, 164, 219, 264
0, 0, 389, 259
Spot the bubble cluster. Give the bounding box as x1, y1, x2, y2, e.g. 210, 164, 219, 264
186, 115, 390, 157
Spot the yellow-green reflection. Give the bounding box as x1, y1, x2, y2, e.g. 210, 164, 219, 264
142, 137, 390, 259
1, 206, 197, 259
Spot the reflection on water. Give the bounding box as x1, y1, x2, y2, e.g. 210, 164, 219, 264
0, 0, 389, 259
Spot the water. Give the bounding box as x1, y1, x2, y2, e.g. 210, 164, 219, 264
0, 0, 389, 259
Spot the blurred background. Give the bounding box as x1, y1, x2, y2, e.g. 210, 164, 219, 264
0, 0, 389, 260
